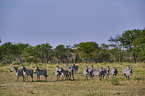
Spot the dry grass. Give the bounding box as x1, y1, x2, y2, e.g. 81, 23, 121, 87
0, 63, 145, 96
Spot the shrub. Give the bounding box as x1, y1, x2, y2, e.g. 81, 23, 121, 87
111, 78, 119, 86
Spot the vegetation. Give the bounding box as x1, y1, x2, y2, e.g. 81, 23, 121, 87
0, 28, 145, 64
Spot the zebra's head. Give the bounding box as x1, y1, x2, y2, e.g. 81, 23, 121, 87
56, 66, 60, 70
10, 66, 17, 72
85, 66, 88, 72
100, 67, 103, 72
60, 67, 64, 72
127, 65, 130, 70
107, 66, 110, 70
72, 63, 75, 67
21, 65, 26, 70
112, 67, 116, 71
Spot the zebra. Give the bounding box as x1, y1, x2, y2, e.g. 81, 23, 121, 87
55, 66, 61, 81
111, 67, 118, 78
93, 67, 104, 80
10, 66, 24, 81
59, 67, 69, 80
122, 65, 132, 79
88, 65, 94, 79
35, 65, 48, 81
21, 65, 33, 82
83, 66, 89, 80
72, 63, 78, 73
102, 66, 110, 79
67, 66, 75, 80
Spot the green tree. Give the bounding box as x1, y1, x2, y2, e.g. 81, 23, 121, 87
77, 42, 99, 63
35, 43, 53, 63
54, 45, 66, 64
0, 42, 13, 64
119, 29, 142, 63
97, 44, 110, 63
108, 35, 124, 62
132, 28, 145, 61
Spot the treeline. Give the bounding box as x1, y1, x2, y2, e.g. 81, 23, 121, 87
0, 28, 145, 64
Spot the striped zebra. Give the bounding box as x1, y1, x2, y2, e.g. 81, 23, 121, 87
93, 67, 104, 80
21, 65, 33, 82
83, 66, 89, 80
102, 66, 110, 79
59, 67, 69, 80
67, 66, 75, 80
10, 66, 24, 81
88, 65, 94, 79
55, 66, 61, 81
72, 64, 78, 73
111, 67, 118, 78
35, 65, 48, 81
122, 65, 132, 79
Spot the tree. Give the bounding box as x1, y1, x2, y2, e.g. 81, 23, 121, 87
35, 43, 53, 63
132, 28, 145, 61
119, 29, 142, 63
54, 45, 66, 64
13, 43, 29, 63
77, 42, 99, 63
97, 44, 110, 63
0, 42, 13, 64
108, 35, 124, 62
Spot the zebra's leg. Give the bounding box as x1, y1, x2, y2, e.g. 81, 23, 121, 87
17, 75, 19, 81
72, 74, 74, 80
23, 75, 26, 81
62, 74, 64, 80
127, 76, 130, 80
37, 74, 39, 81
22, 75, 25, 81
69, 74, 71, 80
26, 75, 28, 82
31, 75, 33, 82
56, 75, 59, 81
103, 75, 104, 79
44, 74, 47, 81
92, 74, 94, 79
99, 75, 102, 81
39, 75, 40, 81
85, 75, 88, 80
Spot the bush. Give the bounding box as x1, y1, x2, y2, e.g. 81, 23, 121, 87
111, 78, 119, 86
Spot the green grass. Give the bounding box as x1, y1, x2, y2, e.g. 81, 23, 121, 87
0, 62, 145, 96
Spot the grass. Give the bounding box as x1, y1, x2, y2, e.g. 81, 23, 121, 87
0, 62, 145, 96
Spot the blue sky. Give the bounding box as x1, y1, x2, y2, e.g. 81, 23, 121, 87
0, 0, 145, 48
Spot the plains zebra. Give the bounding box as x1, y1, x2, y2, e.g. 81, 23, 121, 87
10, 66, 24, 81
21, 65, 33, 81
35, 65, 48, 81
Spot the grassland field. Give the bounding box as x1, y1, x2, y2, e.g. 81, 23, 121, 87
0, 62, 145, 96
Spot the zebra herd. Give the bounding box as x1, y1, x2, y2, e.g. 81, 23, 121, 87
10, 65, 48, 81
83, 65, 132, 80
10, 64, 132, 81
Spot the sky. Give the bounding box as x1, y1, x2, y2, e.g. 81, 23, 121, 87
0, 0, 145, 48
